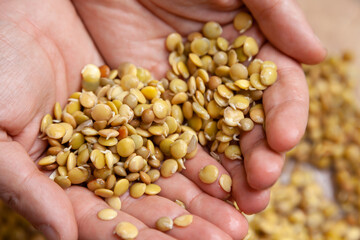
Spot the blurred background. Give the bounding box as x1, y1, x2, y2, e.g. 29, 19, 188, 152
1, 0, 360, 239
248, 0, 360, 239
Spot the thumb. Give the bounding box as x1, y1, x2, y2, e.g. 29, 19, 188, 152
0, 141, 77, 240
243, 0, 327, 64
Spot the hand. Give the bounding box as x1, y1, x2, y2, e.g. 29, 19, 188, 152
72, 0, 321, 222
0, 0, 323, 240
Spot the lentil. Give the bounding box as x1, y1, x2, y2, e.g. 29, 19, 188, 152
81, 64, 101, 91
114, 179, 130, 196
105, 196, 122, 210
145, 184, 161, 195
115, 222, 138, 239
199, 165, 219, 184
129, 182, 146, 198
233, 12, 253, 33
161, 159, 178, 177
156, 216, 174, 232
219, 174, 232, 193
174, 214, 193, 227
97, 208, 117, 221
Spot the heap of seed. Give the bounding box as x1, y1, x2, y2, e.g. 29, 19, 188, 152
165, 19, 277, 162
41, 61, 198, 199
246, 167, 360, 240
38, 12, 278, 237
40, 12, 276, 197
0, 200, 45, 240
288, 53, 360, 226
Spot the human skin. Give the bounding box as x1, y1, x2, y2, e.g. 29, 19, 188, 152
0, 0, 325, 239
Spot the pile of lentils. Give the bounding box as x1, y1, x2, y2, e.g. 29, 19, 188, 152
247, 166, 360, 240
38, 12, 277, 238
0, 201, 45, 240
288, 53, 360, 226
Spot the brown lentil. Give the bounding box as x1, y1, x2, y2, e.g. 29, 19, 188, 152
233, 12, 253, 33
175, 199, 186, 209
156, 216, 174, 232
54, 176, 71, 189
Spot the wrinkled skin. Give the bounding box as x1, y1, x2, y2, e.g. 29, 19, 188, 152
0, 0, 325, 239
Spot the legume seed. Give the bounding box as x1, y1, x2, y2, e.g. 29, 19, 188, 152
174, 214, 193, 227
156, 216, 173, 232
115, 222, 138, 239
45, 124, 66, 139
117, 137, 135, 157
114, 179, 130, 196
105, 196, 122, 210
129, 182, 146, 198
219, 174, 232, 193
202, 21, 222, 39
97, 208, 117, 221
199, 164, 219, 184
161, 159, 178, 178
233, 12, 253, 33
145, 184, 161, 195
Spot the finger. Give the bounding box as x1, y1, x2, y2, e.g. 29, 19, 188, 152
258, 43, 309, 153
156, 172, 248, 239
243, 0, 327, 64
0, 141, 77, 240
72, 0, 264, 79
239, 125, 285, 190
181, 146, 231, 199
139, 0, 238, 32
72, 0, 171, 77
67, 187, 172, 240
120, 192, 233, 240
221, 152, 271, 214
225, 43, 306, 193
142, 0, 243, 24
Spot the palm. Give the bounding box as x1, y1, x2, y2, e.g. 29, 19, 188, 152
73, 0, 244, 78
0, 0, 310, 239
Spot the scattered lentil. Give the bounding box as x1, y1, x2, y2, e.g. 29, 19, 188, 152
97, 208, 118, 221
233, 12, 253, 33
219, 174, 232, 193
156, 216, 173, 232
199, 164, 219, 184
174, 214, 193, 227
115, 222, 138, 239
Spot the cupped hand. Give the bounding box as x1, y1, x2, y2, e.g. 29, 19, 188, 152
0, 0, 323, 239
73, 0, 315, 213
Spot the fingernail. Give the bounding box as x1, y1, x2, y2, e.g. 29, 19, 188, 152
38, 224, 60, 240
